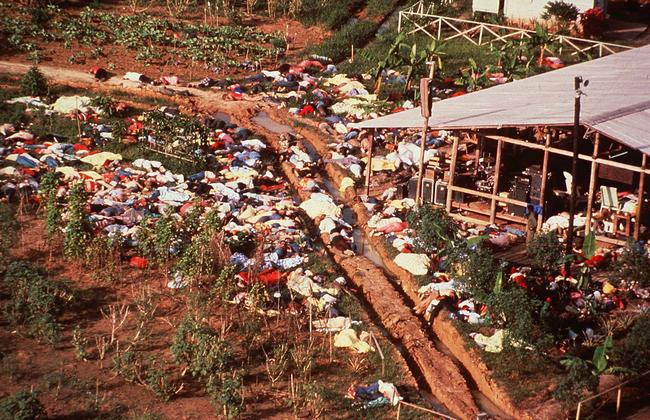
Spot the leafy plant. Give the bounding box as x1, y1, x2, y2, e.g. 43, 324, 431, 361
527, 231, 563, 273
63, 182, 89, 261
406, 205, 458, 253
525, 23, 557, 65
72, 325, 90, 361
20, 66, 48, 97
3, 261, 73, 344
449, 242, 501, 302
171, 313, 233, 391
612, 314, 650, 374
216, 373, 243, 418
0, 390, 45, 420
454, 57, 491, 92
615, 239, 650, 287
542, 1, 579, 26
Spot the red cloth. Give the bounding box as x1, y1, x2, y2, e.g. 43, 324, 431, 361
298, 105, 314, 116
129, 256, 148, 269
238, 269, 283, 286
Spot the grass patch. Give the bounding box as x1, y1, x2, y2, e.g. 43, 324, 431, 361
298, 0, 366, 30
312, 20, 380, 63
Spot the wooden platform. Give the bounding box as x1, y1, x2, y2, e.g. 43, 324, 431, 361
493, 242, 531, 266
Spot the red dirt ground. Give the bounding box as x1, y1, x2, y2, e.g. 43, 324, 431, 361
1, 2, 328, 84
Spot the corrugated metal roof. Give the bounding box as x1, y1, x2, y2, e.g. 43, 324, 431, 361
353, 44, 650, 152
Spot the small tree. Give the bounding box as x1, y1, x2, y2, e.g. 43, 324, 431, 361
406, 205, 458, 253
542, 1, 579, 32
20, 66, 48, 97
63, 182, 88, 260
0, 391, 45, 420
527, 231, 563, 273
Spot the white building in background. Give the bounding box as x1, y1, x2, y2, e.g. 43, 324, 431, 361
473, 0, 607, 19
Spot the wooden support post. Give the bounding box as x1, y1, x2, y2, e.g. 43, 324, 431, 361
635, 154, 647, 240
473, 133, 480, 177
616, 386, 622, 417
537, 133, 551, 230
489, 139, 503, 224
364, 131, 374, 196
446, 136, 460, 212
585, 133, 601, 235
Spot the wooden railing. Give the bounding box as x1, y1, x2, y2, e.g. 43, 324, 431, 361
575, 370, 650, 419
398, 2, 633, 58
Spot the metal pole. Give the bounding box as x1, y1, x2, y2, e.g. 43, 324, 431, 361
565, 76, 582, 276
415, 64, 436, 206
365, 131, 374, 197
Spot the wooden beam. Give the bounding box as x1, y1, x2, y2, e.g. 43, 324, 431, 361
490, 139, 503, 224
537, 132, 551, 230
449, 185, 528, 207
364, 131, 374, 196
635, 154, 647, 240
585, 133, 601, 235
446, 136, 459, 212
482, 134, 650, 176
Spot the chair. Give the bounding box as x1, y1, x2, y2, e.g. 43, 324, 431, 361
600, 186, 620, 211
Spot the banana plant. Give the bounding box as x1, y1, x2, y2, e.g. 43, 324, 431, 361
561, 335, 630, 376
525, 22, 557, 66
490, 41, 534, 80
373, 32, 406, 93
454, 58, 490, 92
399, 38, 446, 92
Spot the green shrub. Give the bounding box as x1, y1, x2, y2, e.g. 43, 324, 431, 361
216, 374, 243, 418
406, 205, 458, 253
527, 231, 563, 273
0, 391, 45, 420
298, 0, 365, 29
485, 287, 552, 351
3, 261, 72, 344
312, 20, 379, 63
63, 182, 89, 260
0, 203, 18, 270
615, 240, 650, 287
612, 314, 650, 374
449, 243, 501, 302
20, 66, 48, 97
171, 313, 234, 389
542, 1, 579, 22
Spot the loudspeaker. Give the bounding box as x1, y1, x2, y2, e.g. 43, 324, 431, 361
407, 177, 418, 199
508, 181, 529, 217
422, 178, 435, 203
434, 180, 447, 205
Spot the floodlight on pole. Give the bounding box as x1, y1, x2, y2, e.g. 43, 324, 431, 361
565, 75, 588, 276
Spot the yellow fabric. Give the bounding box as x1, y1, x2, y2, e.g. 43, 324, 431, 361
80, 152, 122, 167
339, 177, 355, 193
334, 328, 373, 353
362, 156, 396, 172
56, 166, 79, 179
603, 281, 616, 294
393, 253, 430, 276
